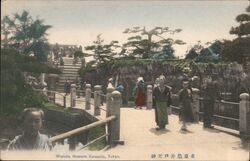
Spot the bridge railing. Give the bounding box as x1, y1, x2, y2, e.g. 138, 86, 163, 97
155, 87, 249, 138
41, 84, 122, 150
34, 88, 67, 108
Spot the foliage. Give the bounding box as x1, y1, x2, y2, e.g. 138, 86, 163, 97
88, 125, 107, 150
1, 10, 52, 62
221, 5, 250, 65
84, 34, 120, 67
122, 26, 185, 59
185, 40, 222, 62
79, 57, 225, 78
0, 49, 61, 116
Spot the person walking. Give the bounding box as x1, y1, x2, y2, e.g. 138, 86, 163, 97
64, 79, 70, 96
202, 75, 221, 128
178, 81, 194, 131
153, 75, 172, 130
134, 77, 146, 109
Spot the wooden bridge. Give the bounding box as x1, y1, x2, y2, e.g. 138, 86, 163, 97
29, 84, 250, 161
1, 84, 249, 160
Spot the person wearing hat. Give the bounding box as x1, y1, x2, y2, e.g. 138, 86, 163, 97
178, 81, 194, 131
153, 75, 172, 130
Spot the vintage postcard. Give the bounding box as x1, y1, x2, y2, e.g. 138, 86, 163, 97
1, 0, 250, 160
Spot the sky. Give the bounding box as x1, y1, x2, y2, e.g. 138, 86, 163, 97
1, 0, 249, 58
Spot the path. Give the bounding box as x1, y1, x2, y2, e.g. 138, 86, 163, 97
106, 108, 249, 161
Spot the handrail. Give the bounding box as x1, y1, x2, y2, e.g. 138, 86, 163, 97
77, 133, 109, 150
34, 88, 65, 97
49, 115, 116, 142
198, 97, 239, 106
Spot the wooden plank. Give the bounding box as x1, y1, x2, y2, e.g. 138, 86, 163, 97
49, 115, 116, 142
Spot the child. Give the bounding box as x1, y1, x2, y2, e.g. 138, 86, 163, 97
8, 108, 52, 151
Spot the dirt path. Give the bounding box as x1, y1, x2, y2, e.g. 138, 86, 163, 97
106, 108, 249, 160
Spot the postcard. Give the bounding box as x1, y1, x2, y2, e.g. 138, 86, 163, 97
1, 0, 250, 160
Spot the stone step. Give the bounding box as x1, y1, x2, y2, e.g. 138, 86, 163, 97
62, 70, 79, 73
58, 63, 81, 68
62, 69, 79, 72
58, 76, 78, 80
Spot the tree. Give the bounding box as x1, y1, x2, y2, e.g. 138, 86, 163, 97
1, 10, 52, 62
185, 41, 203, 60
123, 26, 185, 59
185, 40, 222, 62
221, 5, 250, 65
85, 34, 120, 66
185, 48, 199, 60
1, 49, 61, 115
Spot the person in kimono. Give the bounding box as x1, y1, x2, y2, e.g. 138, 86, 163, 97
134, 77, 146, 109
8, 108, 52, 151
202, 75, 221, 128
178, 81, 194, 131
153, 75, 172, 130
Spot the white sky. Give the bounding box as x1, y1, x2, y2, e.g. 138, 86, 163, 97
1, 0, 249, 58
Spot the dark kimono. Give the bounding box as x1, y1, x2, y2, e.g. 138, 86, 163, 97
202, 81, 220, 127
153, 86, 172, 127
178, 88, 194, 122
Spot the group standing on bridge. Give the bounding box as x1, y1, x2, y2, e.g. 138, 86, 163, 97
138, 67, 223, 131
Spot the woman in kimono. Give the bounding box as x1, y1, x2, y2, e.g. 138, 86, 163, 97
153, 75, 172, 130
178, 81, 194, 131
134, 77, 146, 109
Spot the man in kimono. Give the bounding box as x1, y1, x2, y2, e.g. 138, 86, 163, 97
202, 75, 221, 128
153, 75, 172, 130
8, 108, 52, 151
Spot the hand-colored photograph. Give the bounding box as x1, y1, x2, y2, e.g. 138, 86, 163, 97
1, 0, 250, 160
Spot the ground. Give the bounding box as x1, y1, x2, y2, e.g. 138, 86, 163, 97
106, 108, 250, 161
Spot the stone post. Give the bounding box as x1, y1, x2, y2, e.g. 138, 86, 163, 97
47, 74, 58, 102
239, 93, 250, 139
192, 88, 200, 122
70, 84, 76, 107
107, 91, 121, 146
63, 95, 66, 108
106, 86, 115, 117
85, 84, 91, 110
81, 57, 85, 67
147, 85, 153, 109
94, 85, 102, 116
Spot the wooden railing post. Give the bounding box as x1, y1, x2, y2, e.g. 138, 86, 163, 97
192, 88, 200, 122
94, 85, 102, 116
70, 84, 76, 107
68, 136, 76, 151
85, 84, 91, 110
106, 86, 115, 117
107, 91, 121, 146
239, 93, 250, 139
146, 85, 153, 109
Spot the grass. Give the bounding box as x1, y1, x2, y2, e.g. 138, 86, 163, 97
42, 101, 71, 113
87, 125, 107, 150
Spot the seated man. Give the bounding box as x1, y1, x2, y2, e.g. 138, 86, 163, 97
8, 108, 52, 151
